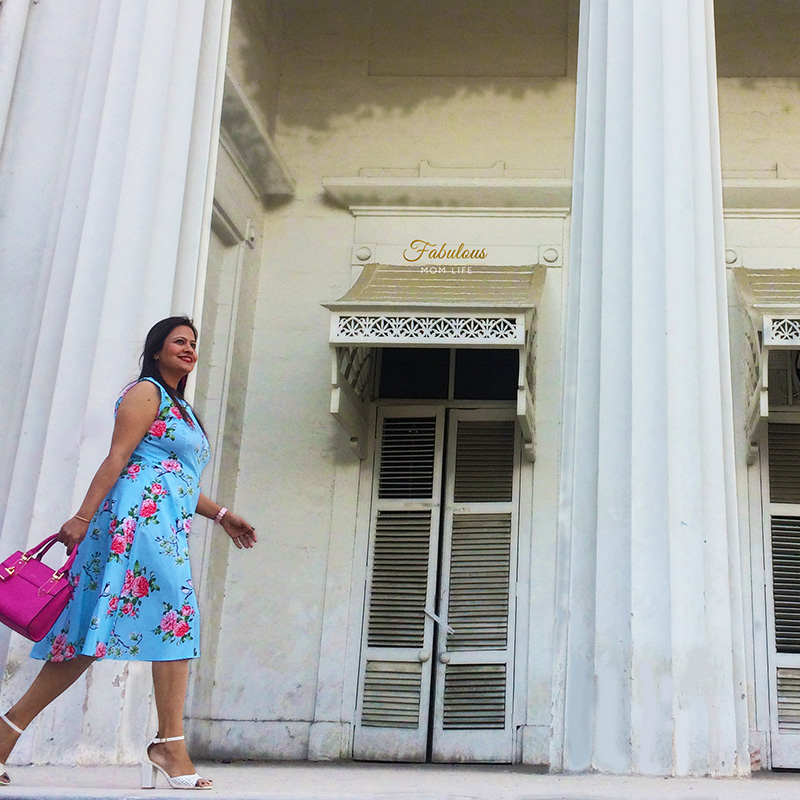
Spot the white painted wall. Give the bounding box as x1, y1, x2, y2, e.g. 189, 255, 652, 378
200, 0, 800, 767
3, 0, 800, 770
201, 0, 579, 761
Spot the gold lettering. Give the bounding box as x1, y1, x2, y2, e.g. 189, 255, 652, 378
404, 240, 488, 261
403, 240, 432, 262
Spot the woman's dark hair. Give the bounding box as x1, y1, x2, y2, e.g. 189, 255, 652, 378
139, 316, 205, 433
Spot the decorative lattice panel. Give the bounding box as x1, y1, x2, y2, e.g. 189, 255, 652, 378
332, 315, 522, 344
337, 346, 373, 401
767, 317, 800, 345
362, 661, 423, 729
442, 664, 506, 730
525, 312, 537, 395
744, 315, 760, 400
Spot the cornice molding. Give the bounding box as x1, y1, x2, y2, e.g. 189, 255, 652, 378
322, 176, 572, 211
323, 176, 800, 214
722, 179, 800, 211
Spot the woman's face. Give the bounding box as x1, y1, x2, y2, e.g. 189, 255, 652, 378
156, 325, 198, 379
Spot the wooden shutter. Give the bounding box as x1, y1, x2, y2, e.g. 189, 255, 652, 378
777, 669, 800, 734
354, 408, 444, 762
771, 516, 800, 655
447, 514, 512, 651
367, 510, 432, 649
453, 422, 515, 502
378, 417, 438, 499
361, 661, 424, 729
442, 664, 507, 730
431, 410, 519, 762
766, 422, 800, 767
769, 424, 800, 504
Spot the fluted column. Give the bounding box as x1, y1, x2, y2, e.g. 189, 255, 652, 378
552, 0, 749, 776
0, 0, 230, 763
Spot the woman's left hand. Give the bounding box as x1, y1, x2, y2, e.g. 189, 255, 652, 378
220, 512, 258, 549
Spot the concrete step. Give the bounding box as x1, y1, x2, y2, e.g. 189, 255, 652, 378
1, 762, 799, 800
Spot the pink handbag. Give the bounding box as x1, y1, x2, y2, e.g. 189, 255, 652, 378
0, 534, 78, 642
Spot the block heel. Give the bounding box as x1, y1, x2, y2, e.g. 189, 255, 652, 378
140, 735, 211, 790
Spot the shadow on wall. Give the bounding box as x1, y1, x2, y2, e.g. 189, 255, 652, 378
716, 0, 800, 85
228, 0, 580, 137
225, 0, 800, 150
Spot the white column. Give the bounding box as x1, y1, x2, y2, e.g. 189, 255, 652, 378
552, 0, 749, 776
0, 0, 230, 764
0, 0, 31, 145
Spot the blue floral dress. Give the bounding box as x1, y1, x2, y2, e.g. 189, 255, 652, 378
31, 378, 211, 662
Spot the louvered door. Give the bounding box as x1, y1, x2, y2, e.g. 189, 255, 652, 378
766, 423, 800, 766
353, 408, 445, 761
431, 410, 519, 762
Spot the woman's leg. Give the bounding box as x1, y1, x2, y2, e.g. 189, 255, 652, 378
148, 659, 211, 788
0, 656, 95, 775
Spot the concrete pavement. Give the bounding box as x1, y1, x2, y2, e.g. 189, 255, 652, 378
1, 762, 800, 800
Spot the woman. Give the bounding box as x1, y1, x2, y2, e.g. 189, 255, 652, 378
0, 316, 256, 790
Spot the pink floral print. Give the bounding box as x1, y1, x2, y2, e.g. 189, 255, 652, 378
149, 420, 167, 438
31, 377, 207, 663
154, 602, 194, 644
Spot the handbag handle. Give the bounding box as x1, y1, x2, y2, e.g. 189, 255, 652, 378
22, 534, 80, 577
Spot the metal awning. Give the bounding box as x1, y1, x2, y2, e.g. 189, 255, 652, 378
324, 264, 545, 347
734, 268, 800, 320
322, 264, 547, 459
325, 263, 545, 310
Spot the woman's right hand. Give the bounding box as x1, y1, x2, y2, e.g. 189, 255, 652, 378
57, 517, 90, 555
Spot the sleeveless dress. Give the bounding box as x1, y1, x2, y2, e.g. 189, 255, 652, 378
31, 378, 211, 662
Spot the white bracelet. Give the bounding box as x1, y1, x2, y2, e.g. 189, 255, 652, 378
213, 506, 228, 525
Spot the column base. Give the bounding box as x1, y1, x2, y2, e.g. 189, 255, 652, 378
519, 725, 550, 766
308, 721, 353, 761
186, 718, 310, 760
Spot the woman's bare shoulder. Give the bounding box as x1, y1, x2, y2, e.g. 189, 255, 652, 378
118, 379, 161, 412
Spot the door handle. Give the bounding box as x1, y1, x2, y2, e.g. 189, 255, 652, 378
439, 652, 451, 664
424, 607, 455, 634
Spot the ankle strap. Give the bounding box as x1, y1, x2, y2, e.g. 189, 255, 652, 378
1, 714, 24, 736
151, 734, 185, 744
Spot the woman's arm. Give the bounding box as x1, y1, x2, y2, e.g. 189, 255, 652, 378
196, 493, 257, 550
58, 381, 161, 553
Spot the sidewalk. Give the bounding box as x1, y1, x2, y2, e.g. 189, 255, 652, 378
1, 762, 799, 800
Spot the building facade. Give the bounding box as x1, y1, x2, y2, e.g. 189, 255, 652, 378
1, 0, 800, 776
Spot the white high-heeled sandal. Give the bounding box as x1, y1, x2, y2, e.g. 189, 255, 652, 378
141, 734, 211, 790
0, 714, 25, 787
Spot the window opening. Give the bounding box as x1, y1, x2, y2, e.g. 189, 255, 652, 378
768, 350, 800, 408
379, 348, 450, 399
454, 349, 517, 400
378, 348, 517, 401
